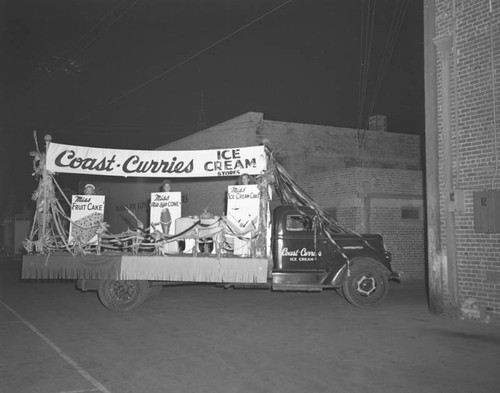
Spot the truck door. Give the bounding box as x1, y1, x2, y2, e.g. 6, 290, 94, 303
315, 223, 346, 273
275, 211, 326, 272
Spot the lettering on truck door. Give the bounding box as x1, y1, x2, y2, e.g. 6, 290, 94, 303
280, 213, 323, 271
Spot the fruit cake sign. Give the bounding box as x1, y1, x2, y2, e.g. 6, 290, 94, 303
69, 195, 105, 245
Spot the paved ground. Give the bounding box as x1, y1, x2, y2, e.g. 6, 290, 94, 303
1, 256, 499, 393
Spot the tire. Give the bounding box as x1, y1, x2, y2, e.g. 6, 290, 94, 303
147, 285, 163, 298
97, 280, 149, 312
341, 259, 389, 307
334, 288, 344, 298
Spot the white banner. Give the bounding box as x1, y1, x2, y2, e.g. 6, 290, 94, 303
149, 192, 182, 235
68, 195, 105, 245
46, 143, 267, 178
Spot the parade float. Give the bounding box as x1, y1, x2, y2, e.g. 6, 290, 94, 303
22, 134, 398, 311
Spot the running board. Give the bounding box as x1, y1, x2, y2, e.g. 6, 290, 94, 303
272, 284, 323, 292
218, 283, 270, 290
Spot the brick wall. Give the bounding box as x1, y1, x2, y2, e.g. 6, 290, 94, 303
296, 167, 423, 201
338, 207, 364, 233
370, 205, 425, 279
434, 0, 500, 317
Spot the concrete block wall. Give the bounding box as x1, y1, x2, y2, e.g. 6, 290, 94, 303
435, 0, 500, 317
164, 112, 262, 151
261, 120, 422, 179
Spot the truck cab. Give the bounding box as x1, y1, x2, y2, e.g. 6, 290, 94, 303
271, 205, 398, 306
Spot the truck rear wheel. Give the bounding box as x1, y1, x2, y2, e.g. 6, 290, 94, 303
341, 260, 389, 306
97, 280, 149, 312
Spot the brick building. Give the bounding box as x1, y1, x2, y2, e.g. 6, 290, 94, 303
426, 0, 500, 317
95, 112, 424, 279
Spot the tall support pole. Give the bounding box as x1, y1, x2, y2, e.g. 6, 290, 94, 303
434, 33, 460, 311
40, 134, 53, 242
424, 0, 444, 314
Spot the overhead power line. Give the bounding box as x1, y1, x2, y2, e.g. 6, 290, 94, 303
366, 0, 410, 119
356, 0, 377, 132
70, 0, 295, 126
0, 118, 257, 138
356, 0, 409, 143
12, 0, 141, 102
72, 0, 142, 59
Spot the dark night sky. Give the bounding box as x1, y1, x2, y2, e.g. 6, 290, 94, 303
0, 0, 424, 210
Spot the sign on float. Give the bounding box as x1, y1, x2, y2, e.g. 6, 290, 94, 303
45, 143, 267, 178
68, 195, 105, 245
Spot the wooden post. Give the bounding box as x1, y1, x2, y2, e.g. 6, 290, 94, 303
256, 174, 270, 259
424, 0, 445, 314
40, 134, 52, 243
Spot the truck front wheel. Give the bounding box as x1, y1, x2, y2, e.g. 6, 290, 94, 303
97, 280, 149, 312
341, 260, 389, 306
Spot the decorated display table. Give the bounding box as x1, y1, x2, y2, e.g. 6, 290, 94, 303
22, 253, 268, 283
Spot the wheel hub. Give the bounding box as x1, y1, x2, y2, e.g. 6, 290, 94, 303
111, 281, 135, 301
355, 274, 377, 297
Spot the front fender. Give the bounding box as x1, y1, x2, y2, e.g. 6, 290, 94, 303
326, 257, 395, 287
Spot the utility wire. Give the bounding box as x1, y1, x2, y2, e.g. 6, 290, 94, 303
366, 0, 409, 119
0, 118, 254, 131
69, 0, 134, 55
356, 0, 376, 131
356, 0, 377, 147
357, 0, 409, 144
73, 0, 142, 58
0, 118, 257, 137
70, 0, 295, 126
356, 1, 366, 133
9, 0, 141, 103
361, 0, 377, 128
